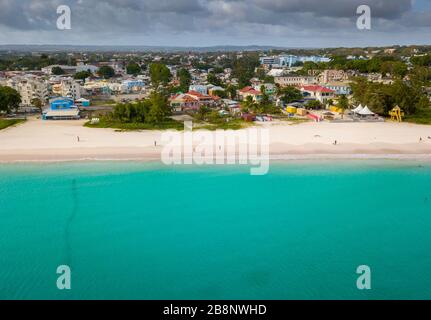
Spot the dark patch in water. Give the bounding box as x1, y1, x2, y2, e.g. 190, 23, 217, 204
64, 179, 78, 266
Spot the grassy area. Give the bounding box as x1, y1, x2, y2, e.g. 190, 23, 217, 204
404, 108, 431, 125
195, 119, 252, 131
89, 99, 116, 106
84, 119, 184, 131
0, 119, 25, 130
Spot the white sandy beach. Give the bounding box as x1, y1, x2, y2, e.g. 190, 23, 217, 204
0, 117, 431, 162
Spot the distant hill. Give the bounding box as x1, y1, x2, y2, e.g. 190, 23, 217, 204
0, 44, 299, 53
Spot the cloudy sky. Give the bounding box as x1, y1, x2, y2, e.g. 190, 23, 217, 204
1, 0, 431, 47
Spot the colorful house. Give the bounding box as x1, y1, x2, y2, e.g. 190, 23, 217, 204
300, 85, 335, 104
169, 91, 220, 113
43, 97, 80, 120
238, 86, 263, 102
75, 98, 90, 107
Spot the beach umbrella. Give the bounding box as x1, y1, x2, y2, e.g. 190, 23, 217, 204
352, 104, 364, 114
358, 106, 375, 116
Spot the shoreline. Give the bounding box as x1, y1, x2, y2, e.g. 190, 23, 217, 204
1, 151, 431, 163
1, 118, 431, 163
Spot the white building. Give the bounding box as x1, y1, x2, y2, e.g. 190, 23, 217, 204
319, 70, 349, 84
260, 55, 331, 68
52, 79, 81, 100
5, 77, 49, 106
42, 64, 99, 75
274, 76, 317, 87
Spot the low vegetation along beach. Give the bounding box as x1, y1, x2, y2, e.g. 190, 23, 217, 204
0, 119, 25, 131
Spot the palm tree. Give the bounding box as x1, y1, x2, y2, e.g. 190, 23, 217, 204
240, 96, 255, 113
337, 95, 349, 119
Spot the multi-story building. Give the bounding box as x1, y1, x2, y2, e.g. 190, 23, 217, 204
260, 55, 331, 68
274, 76, 317, 87
5, 77, 49, 106
324, 82, 352, 95
52, 78, 81, 100
319, 70, 349, 84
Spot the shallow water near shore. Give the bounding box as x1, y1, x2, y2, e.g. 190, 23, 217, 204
0, 160, 430, 300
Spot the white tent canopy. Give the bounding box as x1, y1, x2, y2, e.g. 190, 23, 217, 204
358, 106, 375, 116
352, 104, 363, 113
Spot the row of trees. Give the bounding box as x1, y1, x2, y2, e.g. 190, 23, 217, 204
109, 91, 171, 124
0, 54, 74, 71
350, 77, 429, 115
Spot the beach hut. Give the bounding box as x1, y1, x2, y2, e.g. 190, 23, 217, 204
285, 106, 297, 114
296, 108, 308, 116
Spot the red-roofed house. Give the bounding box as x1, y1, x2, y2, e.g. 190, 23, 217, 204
169, 93, 200, 112
300, 85, 335, 104
169, 91, 220, 112
238, 86, 263, 102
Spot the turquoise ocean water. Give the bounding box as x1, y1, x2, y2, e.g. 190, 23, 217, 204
0, 161, 430, 300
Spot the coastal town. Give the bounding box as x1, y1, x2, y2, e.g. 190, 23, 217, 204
1, 45, 431, 160
3, 0, 431, 304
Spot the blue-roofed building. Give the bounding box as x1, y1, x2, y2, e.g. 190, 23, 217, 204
43, 97, 80, 120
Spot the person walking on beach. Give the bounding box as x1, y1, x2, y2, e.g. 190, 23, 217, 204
77, 136, 80, 143
154, 140, 157, 147
333, 140, 337, 145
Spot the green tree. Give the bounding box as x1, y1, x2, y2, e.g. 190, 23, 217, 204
411, 54, 431, 67
350, 77, 369, 105
207, 72, 222, 86
278, 86, 303, 104
135, 100, 151, 122
178, 68, 192, 92
196, 105, 211, 121
113, 103, 127, 121
31, 98, 44, 114
149, 63, 172, 88
126, 62, 141, 75
260, 85, 270, 105
232, 54, 259, 88
337, 94, 349, 118
226, 84, 237, 100
146, 91, 170, 124
0, 86, 21, 113
240, 96, 256, 113
74, 71, 92, 81
51, 66, 65, 75
380, 61, 407, 78
297, 61, 320, 76
306, 100, 322, 109
98, 66, 115, 79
